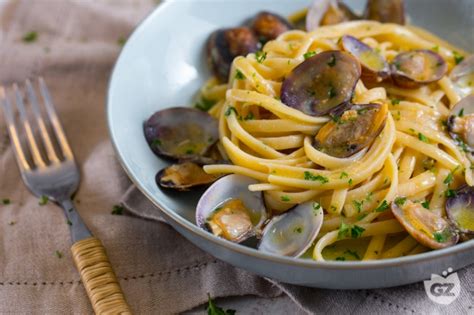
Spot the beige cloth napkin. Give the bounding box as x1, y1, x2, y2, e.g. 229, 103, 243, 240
0, 0, 473, 314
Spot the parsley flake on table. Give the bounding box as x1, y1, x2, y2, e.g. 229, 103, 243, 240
55, 250, 63, 259
117, 36, 126, 46
22, 31, 38, 43
2, 198, 11, 205
206, 294, 236, 315
39, 195, 49, 206
111, 205, 124, 215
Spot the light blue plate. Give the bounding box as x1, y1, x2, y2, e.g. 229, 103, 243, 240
107, 0, 474, 288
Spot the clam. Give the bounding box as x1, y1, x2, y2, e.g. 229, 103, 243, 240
391, 50, 447, 88
314, 103, 388, 158
280, 50, 361, 116
144, 107, 219, 160
306, 0, 359, 32
156, 161, 221, 191
258, 201, 324, 257
250, 11, 293, 44
340, 35, 390, 82
391, 199, 459, 249
449, 55, 474, 98
363, 0, 405, 25
447, 95, 474, 157
446, 186, 474, 237
207, 27, 259, 82
196, 175, 267, 243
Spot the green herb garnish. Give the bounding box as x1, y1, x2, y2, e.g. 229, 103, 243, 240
353, 200, 364, 213
335, 256, 346, 261
351, 225, 365, 239
303, 51, 317, 59
433, 231, 448, 243
445, 189, 457, 198
339, 172, 348, 179
39, 195, 49, 206
235, 69, 245, 80
453, 51, 464, 65
303, 171, 329, 183
418, 133, 429, 143
22, 31, 38, 43
344, 249, 361, 260
281, 195, 291, 202
294, 227, 303, 233
244, 112, 254, 120
391, 98, 401, 105
195, 98, 216, 111
328, 85, 337, 98
421, 200, 430, 209
224, 107, 238, 117
327, 54, 337, 67
256, 51, 267, 63
374, 200, 389, 212
55, 250, 63, 259
338, 222, 351, 239
117, 37, 126, 46
206, 294, 236, 315
2, 198, 10, 205
111, 205, 124, 215
458, 108, 465, 117
443, 173, 454, 185
394, 197, 407, 206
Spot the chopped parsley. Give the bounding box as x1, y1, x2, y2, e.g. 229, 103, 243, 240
8, 221, 16, 226
452, 51, 464, 65
357, 213, 368, 221
433, 231, 448, 243
2, 198, 10, 205
151, 139, 162, 148
421, 200, 430, 209
243, 112, 254, 120
327, 54, 337, 67
224, 107, 238, 117
348, 178, 353, 185
335, 256, 346, 261
339, 172, 348, 179
443, 173, 454, 185
255, 50, 267, 63
365, 192, 373, 202
303, 51, 317, 59
39, 195, 49, 206
280, 195, 291, 202
458, 108, 465, 117
234, 69, 245, 80
394, 197, 407, 206
55, 250, 63, 259
338, 222, 365, 239
431, 45, 439, 52
445, 189, 457, 198
195, 98, 216, 111
344, 249, 361, 260
353, 200, 364, 213
418, 133, 429, 143
117, 37, 126, 46
374, 200, 389, 212
111, 205, 124, 215
391, 98, 401, 105
185, 149, 194, 154
294, 227, 303, 233
303, 171, 329, 183
22, 31, 38, 43
66, 219, 72, 226
206, 294, 236, 315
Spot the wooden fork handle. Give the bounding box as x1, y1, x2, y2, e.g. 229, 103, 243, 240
71, 237, 132, 314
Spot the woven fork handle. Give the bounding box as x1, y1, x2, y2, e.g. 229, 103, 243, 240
71, 237, 132, 314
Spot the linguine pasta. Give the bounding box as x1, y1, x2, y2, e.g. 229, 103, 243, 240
200, 21, 472, 261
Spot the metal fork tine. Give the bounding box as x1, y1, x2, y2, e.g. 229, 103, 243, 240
25, 79, 60, 163
0, 86, 31, 171
38, 77, 74, 161
13, 83, 47, 168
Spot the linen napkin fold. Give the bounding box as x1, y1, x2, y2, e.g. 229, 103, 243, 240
123, 186, 474, 315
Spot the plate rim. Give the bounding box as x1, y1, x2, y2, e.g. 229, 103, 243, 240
106, 0, 474, 271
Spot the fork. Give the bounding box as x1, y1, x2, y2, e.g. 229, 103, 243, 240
0, 77, 131, 314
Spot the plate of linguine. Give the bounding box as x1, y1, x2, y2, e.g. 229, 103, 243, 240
107, 0, 474, 288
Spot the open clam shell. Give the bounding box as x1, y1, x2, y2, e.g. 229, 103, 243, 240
196, 175, 267, 243
250, 11, 293, 44
156, 161, 221, 191
391, 50, 447, 88
144, 107, 219, 161
391, 199, 459, 249
363, 0, 405, 25
258, 201, 324, 257
446, 186, 474, 236
340, 35, 390, 83
281, 50, 361, 116
314, 103, 388, 158
450, 55, 474, 97
447, 95, 474, 155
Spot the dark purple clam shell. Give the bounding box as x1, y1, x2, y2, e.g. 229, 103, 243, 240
391, 49, 447, 88
250, 11, 293, 44
207, 27, 259, 82
364, 0, 405, 25
446, 186, 474, 235
144, 107, 218, 160
155, 161, 220, 191
341, 35, 390, 82
280, 50, 361, 116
